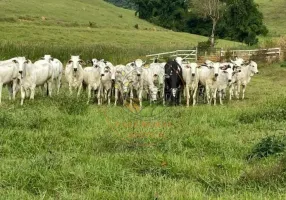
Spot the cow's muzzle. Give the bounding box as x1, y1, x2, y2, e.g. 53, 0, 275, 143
101, 74, 105, 77
215, 73, 218, 77
74, 68, 78, 72
137, 74, 141, 77
192, 73, 195, 77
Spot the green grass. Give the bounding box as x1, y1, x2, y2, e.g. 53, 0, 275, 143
256, 0, 286, 38
1, 62, 286, 199
0, 0, 241, 48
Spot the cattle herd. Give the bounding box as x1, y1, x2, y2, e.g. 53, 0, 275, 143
0, 55, 259, 107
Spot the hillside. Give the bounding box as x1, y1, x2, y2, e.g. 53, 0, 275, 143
0, 0, 240, 49
256, 0, 286, 37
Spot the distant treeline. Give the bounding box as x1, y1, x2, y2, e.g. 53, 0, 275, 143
105, 0, 268, 45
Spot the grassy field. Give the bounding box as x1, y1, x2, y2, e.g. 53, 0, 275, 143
0, 0, 241, 49
1, 0, 286, 199
256, 0, 286, 37
0, 61, 286, 199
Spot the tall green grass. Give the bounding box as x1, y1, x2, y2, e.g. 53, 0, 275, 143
0, 63, 286, 199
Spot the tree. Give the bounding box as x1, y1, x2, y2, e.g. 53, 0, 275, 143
191, 0, 226, 47
216, 0, 268, 45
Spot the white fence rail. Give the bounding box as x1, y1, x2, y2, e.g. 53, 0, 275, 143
146, 47, 281, 63
220, 47, 281, 57
146, 48, 198, 62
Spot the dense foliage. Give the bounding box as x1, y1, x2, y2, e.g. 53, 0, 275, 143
104, 0, 136, 9
131, 0, 268, 45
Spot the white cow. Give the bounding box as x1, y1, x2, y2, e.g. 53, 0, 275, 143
0, 57, 21, 103
98, 61, 116, 105
149, 62, 166, 103
20, 58, 53, 105
232, 60, 259, 99
41, 55, 63, 94
83, 61, 102, 104
198, 62, 220, 104
213, 66, 234, 105
182, 62, 199, 107
114, 64, 134, 106
65, 56, 85, 97
138, 67, 160, 107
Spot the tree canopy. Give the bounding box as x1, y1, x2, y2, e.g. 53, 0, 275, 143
130, 0, 268, 45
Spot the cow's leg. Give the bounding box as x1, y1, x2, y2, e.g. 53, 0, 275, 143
12, 80, 18, 100
97, 86, 102, 105
229, 85, 233, 101
20, 86, 25, 106
218, 90, 223, 105
129, 87, 133, 106
192, 86, 198, 106
30, 85, 36, 100
7, 82, 12, 101
87, 85, 91, 104
77, 83, 82, 98
186, 86, 190, 107
48, 81, 52, 97
206, 86, 210, 104
114, 88, 118, 106
107, 89, 111, 106
242, 84, 246, 100
213, 89, 217, 106
235, 83, 240, 99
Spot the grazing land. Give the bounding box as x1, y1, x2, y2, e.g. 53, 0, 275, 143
255, 0, 286, 38
1, 62, 286, 199
0, 0, 241, 50
1, 0, 286, 199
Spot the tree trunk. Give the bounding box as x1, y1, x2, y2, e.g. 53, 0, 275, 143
210, 19, 217, 47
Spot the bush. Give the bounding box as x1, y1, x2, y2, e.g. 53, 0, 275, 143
246, 135, 286, 160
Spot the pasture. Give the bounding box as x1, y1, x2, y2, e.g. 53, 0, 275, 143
0, 0, 242, 48
1, 58, 286, 199
255, 0, 286, 38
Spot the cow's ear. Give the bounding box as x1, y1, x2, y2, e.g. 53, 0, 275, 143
87, 60, 91, 64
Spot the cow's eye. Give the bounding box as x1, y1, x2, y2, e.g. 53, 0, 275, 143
68, 60, 73, 64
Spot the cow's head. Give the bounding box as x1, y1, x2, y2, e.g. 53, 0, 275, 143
95, 61, 106, 77
43, 55, 53, 62
220, 66, 234, 85
210, 62, 220, 77
249, 60, 259, 75
68, 56, 85, 72
89, 58, 98, 67
190, 63, 198, 77
175, 57, 183, 66
16, 57, 30, 78
133, 59, 145, 76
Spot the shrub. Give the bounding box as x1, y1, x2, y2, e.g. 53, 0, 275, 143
246, 135, 286, 160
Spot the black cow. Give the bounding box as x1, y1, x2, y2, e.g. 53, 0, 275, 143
164, 59, 184, 105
